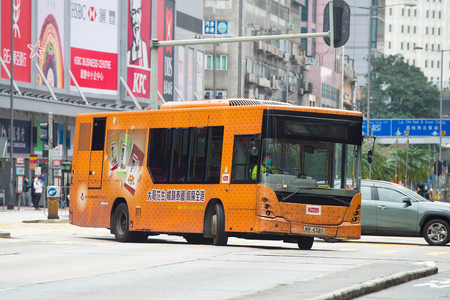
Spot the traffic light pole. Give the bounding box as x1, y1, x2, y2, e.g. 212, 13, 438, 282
47, 112, 53, 189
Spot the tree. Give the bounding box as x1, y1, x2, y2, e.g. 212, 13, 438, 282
360, 54, 440, 119
361, 140, 434, 187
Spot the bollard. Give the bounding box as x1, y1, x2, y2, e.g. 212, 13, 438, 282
47, 186, 60, 219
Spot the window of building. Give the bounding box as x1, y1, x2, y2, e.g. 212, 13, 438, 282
407, 26, 410, 33
389, 8, 392, 15
432, 27, 435, 35
426, 10, 429, 18
401, 25, 404, 33
414, 26, 416, 34
206, 54, 228, 70
401, 42, 403, 50
407, 43, 410, 50
388, 41, 391, 49
245, 57, 253, 73
312, 0, 316, 24
425, 60, 428, 68
271, 0, 278, 16
426, 27, 428, 34
402, 8, 404, 16
255, 0, 266, 10
431, 61, 434, 68
389, 24, 392, 32
301, 0, 308, 22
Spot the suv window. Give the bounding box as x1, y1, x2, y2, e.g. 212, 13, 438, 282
361, 186, 372, 200
377, 187, 406, 203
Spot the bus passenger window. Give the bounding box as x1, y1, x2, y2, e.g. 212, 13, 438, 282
206, 127, 224, 183
148, 128, 171, 183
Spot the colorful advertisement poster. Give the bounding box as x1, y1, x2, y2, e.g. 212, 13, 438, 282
157, 0, 175, 102
30, 154, 38, 170
0, 118, 31, 154
70, 0, 118, 95
126, 0, 151, 99
1, 0, 32, 83
37, 0, 65, 89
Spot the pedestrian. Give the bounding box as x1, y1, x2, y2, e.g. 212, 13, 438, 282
33, 175, 43, 210
417, 183, 430, 200
22, 176, 31, 206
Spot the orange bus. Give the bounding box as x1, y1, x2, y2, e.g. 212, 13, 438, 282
70, 99, 363, 249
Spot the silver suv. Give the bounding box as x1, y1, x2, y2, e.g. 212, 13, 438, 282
361, 180, 450, 246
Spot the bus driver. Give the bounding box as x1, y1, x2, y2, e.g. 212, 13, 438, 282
252, 154, 279, 180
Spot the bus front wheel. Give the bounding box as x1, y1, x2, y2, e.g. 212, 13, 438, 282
211, 203, 228, 246
297, 236, 314, 250
113, 203, 137, 242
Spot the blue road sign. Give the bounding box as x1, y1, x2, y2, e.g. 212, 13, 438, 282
363, 119, 450, 137
204, 20, 216, 34
217, 21, 228, 34
48, 187, 57, 197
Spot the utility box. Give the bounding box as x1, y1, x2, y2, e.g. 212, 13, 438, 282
47, 186, 60, 219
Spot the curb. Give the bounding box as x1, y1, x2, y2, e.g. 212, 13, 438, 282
313, 266, 439, 300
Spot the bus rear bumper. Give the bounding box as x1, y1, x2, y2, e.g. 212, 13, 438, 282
255, 216, 360, 239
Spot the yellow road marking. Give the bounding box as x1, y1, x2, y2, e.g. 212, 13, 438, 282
424, 251, 449, 256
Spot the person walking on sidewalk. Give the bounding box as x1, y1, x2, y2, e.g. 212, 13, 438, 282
21, 176, 31, 206
33, 175, 43, 210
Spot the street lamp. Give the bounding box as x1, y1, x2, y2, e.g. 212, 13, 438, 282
285, 63, 311, 103
353, 2, 416, 136
414, 45, 450, 192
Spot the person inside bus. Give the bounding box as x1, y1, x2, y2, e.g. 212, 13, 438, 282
252, 154, 279, 180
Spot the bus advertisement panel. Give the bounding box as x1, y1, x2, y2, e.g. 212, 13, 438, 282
70, 100, 363, 250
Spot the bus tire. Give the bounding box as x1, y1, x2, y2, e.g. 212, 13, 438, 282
297, 236, 314, 250
113, 203, 137, 242
211, 203, 228, 246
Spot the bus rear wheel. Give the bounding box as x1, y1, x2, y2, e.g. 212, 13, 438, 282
297, 236, 314, 250
113, 203, 137, 242
211, 203, 228, 246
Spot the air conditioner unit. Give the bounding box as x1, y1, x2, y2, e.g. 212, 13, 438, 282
257, 78, 271, 88
245, 73, 257, 84
216, 90, 227, 99
204, 91, 212, 99
248, 89, 255, 98
303, 81, 313, 93
298, 88, 304, 95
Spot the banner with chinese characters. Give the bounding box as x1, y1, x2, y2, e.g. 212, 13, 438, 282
70, 0, 118, 95
1, 0, 32, 83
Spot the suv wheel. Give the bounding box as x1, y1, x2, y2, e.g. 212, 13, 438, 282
423, 219, 450, 246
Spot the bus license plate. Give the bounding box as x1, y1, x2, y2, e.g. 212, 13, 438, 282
304, 226, 325, 234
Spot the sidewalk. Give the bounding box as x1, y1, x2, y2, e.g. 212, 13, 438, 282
0, 205, 69, 223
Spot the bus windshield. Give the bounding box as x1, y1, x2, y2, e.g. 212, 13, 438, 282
257, 113, 362, 195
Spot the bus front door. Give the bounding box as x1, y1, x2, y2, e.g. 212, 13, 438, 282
88, 118, 106, 189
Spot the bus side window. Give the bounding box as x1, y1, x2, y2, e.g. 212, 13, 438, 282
231, 135, 258, 183
206, 126, 224, 183
148, 128, 171, 183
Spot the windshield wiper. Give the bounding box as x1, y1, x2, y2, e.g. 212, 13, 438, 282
282, 187, 324, 201
282, 188, 351, 207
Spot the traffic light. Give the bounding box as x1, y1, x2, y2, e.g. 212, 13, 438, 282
323, 0, 351, 48
367, 149, 373, 164
40, 120, 58, 148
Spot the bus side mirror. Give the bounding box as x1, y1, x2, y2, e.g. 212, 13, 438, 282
250, 141, 258, 156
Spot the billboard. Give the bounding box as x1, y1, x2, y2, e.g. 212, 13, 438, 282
70, 0, 119, 95
0, 118, 31, 154
126, 0, 151, 99
1, 0, 32, 83
37, 0, 65, 89
158, 0, 175, 102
